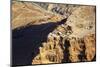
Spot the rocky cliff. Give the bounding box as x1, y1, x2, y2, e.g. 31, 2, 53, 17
32, 34, 95, 64
12, 1, 96, 65
32, 3, 96, 64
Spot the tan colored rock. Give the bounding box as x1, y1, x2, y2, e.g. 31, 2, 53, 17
12, 1, 63, 29
12, 1, 96, 64
31, 4, 96, 64
67, 6, 95, 38
69, 37, 82, 62
84, 34, 96, 61
68, 34, 95, 62
32, 34, 64, 64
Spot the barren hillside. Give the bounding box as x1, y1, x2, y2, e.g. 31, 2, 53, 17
12, 1, 96, 66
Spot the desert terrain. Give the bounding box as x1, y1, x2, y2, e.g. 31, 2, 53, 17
12, 0, 96, 66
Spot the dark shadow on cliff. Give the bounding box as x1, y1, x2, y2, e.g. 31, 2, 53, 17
12, 18, 67, 66
62, 39, 71, 63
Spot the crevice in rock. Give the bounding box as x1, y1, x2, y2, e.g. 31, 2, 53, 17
62, 39, 71, 63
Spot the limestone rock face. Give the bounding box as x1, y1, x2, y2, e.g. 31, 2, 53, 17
12, 1, 63, 29
12, 1, 96, 65
32, 34, 64, 64
67, 6, 95, 38
69, 34, 95, 62
32, 34, 95, 64
32, 5, 96, 64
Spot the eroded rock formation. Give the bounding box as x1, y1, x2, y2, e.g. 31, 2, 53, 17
32, 34, 64, 64
32, 33, 95, 64
12, 1, 96, 65
32, 4, 96, 64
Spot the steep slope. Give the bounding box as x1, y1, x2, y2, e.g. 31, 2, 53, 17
32, 5, 96, 64
12, 1, 96, 65
12, 1, 63, 29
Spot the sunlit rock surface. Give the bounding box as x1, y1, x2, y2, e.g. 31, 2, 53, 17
12, 1, 96, 65
31, 4, 96, 64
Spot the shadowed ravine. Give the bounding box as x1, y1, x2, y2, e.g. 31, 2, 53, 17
12, 18, 67, 66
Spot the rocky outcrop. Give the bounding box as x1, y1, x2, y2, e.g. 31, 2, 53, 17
32, 34, 64, 64
32, 5, 96, 64
12, 1, 96, 65
32, 33, 95, 64
12, 1, 63, 29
